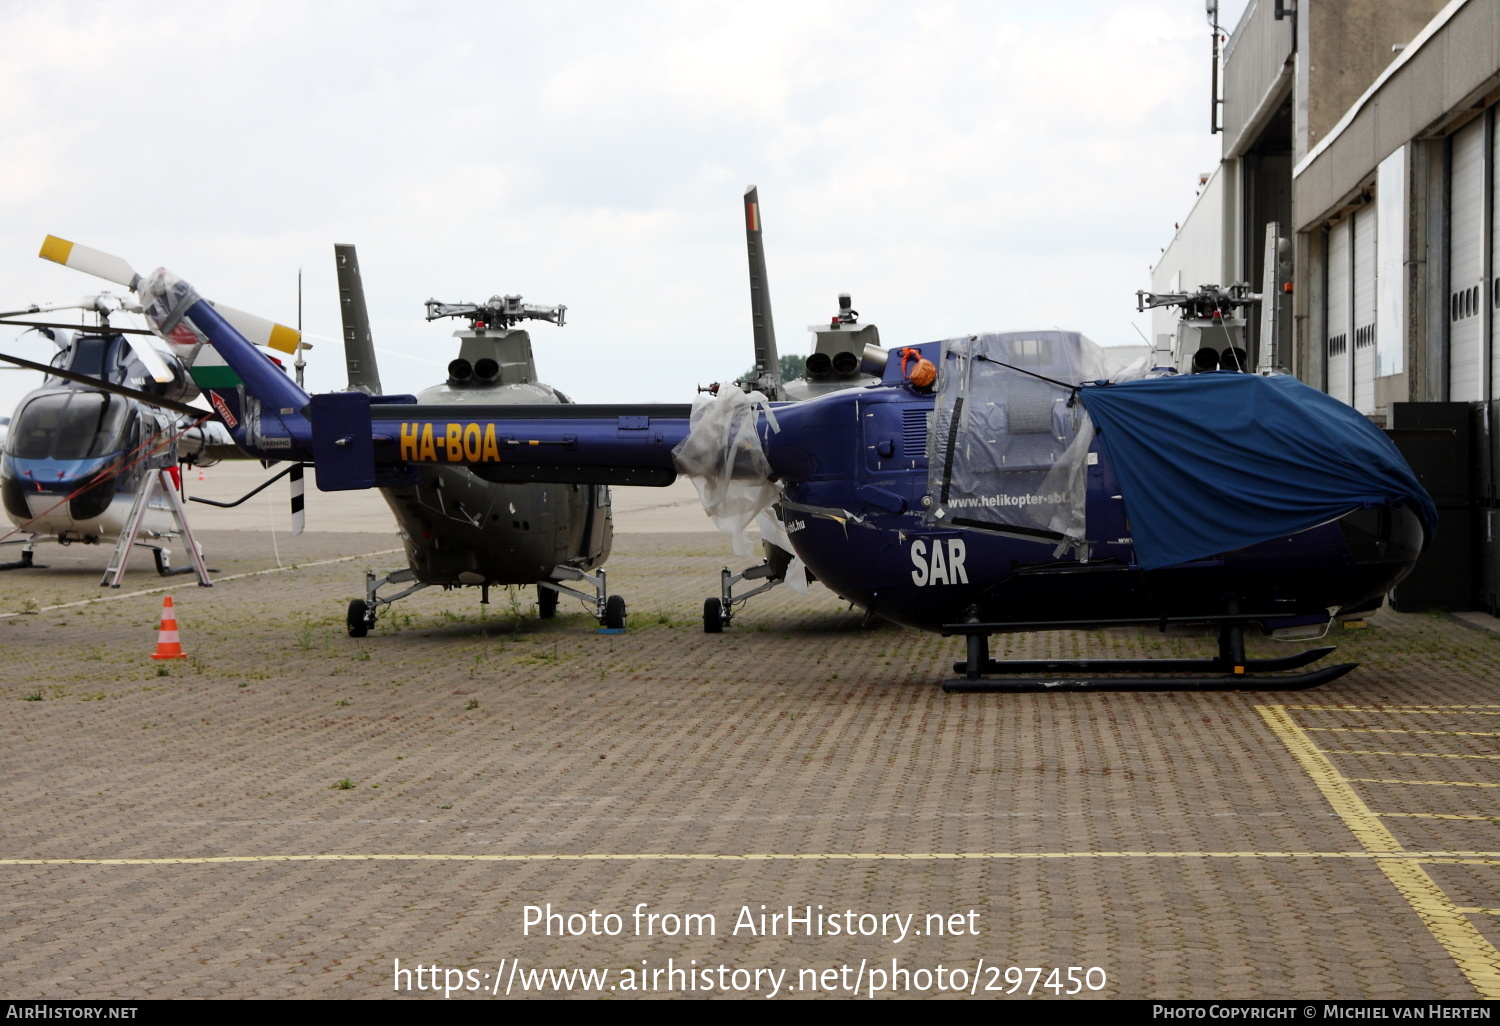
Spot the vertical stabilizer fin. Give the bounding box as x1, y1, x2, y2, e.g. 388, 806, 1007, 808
744, 186, 782, 399
334, 244, 382, 395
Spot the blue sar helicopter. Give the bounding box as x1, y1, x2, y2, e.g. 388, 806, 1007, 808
14, 231, 1436, 692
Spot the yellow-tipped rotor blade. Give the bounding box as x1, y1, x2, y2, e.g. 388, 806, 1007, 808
212, 302, 302, 354
39, 236, 139, 289
41, 236, 301, 354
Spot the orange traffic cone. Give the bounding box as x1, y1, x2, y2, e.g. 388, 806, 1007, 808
197, 467, 206, 482
150, 596, 188, 660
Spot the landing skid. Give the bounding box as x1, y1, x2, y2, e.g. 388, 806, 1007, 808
942, 619, 1356, 693
943, 665, 1356, 693
0, 543, 46, 571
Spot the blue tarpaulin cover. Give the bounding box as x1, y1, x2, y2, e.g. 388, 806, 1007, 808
1076, 373, 1438, 571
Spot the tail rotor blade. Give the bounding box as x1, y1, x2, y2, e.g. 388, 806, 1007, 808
39, 236, 140, 289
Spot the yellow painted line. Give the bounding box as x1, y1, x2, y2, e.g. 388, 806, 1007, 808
1306, 727, 1500, 738
1282, 705, 1500, 713
1380, 813, 1500, 822
1320, 748, 1500, 761
8, 851, 1500, 867
1419, 859, 1500, 867
1346, 778, 1500, 789
0, 549, 403, 621
1259, 705, 1500, 1000
1455, 908, 1500, 915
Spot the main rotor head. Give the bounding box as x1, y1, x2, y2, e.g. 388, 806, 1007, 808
424, 295, 566, 330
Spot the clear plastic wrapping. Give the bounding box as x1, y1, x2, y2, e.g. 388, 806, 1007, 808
927, 331, 1111, 557
136, 268, 209, 353
671, 387, 779, 557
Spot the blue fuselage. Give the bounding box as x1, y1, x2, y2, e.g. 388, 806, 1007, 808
761, 381, 1416, 634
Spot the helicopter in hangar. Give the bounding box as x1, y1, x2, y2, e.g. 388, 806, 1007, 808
326, 244, 628, 635
0, 285, 268, 586
13, 223, 1438, 694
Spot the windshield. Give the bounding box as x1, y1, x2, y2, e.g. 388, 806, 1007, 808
6, 392, 129, 461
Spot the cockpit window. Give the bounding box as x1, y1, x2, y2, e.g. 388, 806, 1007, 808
6, 392, 128, 460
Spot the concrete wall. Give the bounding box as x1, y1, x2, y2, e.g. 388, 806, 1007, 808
1296, 0, 1500, 230
1305, 0, 1450, 156
1289, 0, 1500, 402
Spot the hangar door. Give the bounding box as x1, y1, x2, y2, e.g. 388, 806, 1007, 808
1493, 112, 1500, 398
1326, 217, 1351, 405
1449, 115, 1485, 403
1352, 205, 1378, 415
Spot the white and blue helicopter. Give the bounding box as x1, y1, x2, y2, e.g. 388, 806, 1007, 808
0, 246, 302, 586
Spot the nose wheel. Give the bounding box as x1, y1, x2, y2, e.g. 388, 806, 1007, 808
603, 594, 627, 630
346, 599, 374, 638
703, 597, 725, 633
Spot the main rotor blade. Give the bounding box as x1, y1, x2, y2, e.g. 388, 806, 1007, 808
39, 236, 139, 289
40, 235, 303, 354
0, 349, 201, 416
0, 318, 155, 336
208, 302, 302, 355
121, 332, 176, 383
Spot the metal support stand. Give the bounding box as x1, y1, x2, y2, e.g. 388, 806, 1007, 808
101, 469, 212, 589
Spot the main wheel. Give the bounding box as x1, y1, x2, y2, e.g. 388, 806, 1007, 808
603, 594, 627, 630
346, 599, 370, 638
537, 585, 558, 620
703, 597, 724, 633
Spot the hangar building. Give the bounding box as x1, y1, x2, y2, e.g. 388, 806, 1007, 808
1153, 0, 1500, 613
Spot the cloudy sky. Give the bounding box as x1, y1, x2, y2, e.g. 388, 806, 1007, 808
0, 0, 1245, 415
